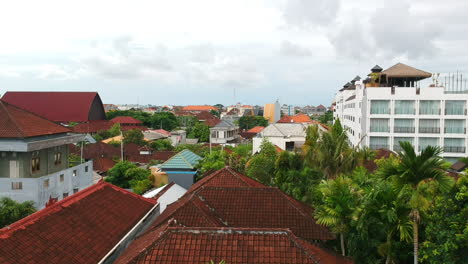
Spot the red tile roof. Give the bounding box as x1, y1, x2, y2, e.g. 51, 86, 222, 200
111, 116, 143, 124
195, 111, 217, 120
181, 105, 218, 111
152, 186, 334, 241
204, 118, 221, 127
247, 126, 265, 133
2, 91, 106, 122
72, 120, 114, 133
277, 114, 313, 124
0, 181, 156, 264
151, 129, 171, 137
188, 167, 266, 194
116, 225, 352, 264
93, 157, 116, 173
0, 100, 70, 138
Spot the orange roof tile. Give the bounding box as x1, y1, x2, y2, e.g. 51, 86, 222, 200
181, 105, 218, 111
247, 126, 265, 133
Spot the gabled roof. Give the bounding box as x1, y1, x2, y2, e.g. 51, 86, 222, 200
204, 118, 221, 127
195, 111, 217, 121
111, 116, 143, 124
159, 149, 202, 169
181, 105, 218, 111
0, 100, 70, 138
382, 62, 432, 78
93, 157, 116, 173
188, 167, 266, 194
277, 114, 313, 124
2, 91, 105, 122
261, 123, 308, 137
0, 181, 156, 264
213, 119, 237, 129
115, 225, 352, 264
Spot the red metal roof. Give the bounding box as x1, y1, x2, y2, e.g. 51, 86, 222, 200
111, 116, 143, 124
116, 225, 352, 264
2, 91, 105, 122
0, 100, 70, 138
0, 181, 156, 264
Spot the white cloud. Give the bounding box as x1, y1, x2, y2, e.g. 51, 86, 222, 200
279, 41, 313, 57
281, 0, 341, 28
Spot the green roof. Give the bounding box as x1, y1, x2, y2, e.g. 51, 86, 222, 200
159, 149, 202, 169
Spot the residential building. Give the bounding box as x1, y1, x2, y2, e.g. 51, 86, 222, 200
225, 103, 254, 117
0, 100, 93, 209
1, 91, 106, 123
277, 113, 314, 124
253, 123, 328, 153
158, 149, 202, 189
334, 62, 468, 162
209, 120, 239, 145
263, 100, 281, 123
169, 130, 186, 146
301, 105, 328, 116
0, 181, 158, 264
280, 104, 294, 116
110, 116, 147, 131
239, 126, 265, 140
103, 104, 119, 112
142, 182, 187, 212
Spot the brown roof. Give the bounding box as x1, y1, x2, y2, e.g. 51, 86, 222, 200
0, 100, 70, 138
382, 63, 432, 78
0, 181, 156, 264
116, 225, 352, 264
72, 120, 114, 133
450, 161, 467, 172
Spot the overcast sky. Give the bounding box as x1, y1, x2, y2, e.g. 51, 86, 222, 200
0, 0, 467, 106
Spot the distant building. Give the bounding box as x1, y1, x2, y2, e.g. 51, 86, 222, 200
103, 104, 119, 112
277, 114, 314, 124
2, 91, 106, 123
264, 100, 281, 123
110, 116, 146, 131
0, 100, 93, 209
301, 105, 328, 116
253, 123, 328, 153
181, 105, 218, 113
209, 120, 240, 145
280, 104, 294, 116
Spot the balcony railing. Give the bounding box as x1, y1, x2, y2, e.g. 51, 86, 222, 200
395, 109, 416, 115
370, 109, 391, 115
444, 146, 466, 153
419, 127, 440, 133
370, 127, 390, 133
394, 127, 415, 133
444, 109, 467, 115
370, 144, 389, 150
444, 128, 466, 134
419, 109, 441, 115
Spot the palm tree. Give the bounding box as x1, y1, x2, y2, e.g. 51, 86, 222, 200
379, 142, 454, 264
314, 176, 362, 256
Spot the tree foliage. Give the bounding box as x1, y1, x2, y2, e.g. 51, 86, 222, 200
149, 112, 179, 131
0, 197, 36, 228
105, 161, 153, 194
238, 116, 268, 130
150, 139, 174, 150
246, 139, 276, 185
123, 129, 146, 146
188, 122, 210, 142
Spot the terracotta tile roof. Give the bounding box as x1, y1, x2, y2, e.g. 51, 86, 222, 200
277, 114, 313, 124
72, 120, 114, 133
195, 111, 217, 120
152, 186, 334, 241
247, 126, 265, 133
0, 181, 156, 264
181, 105, 218, 111
93, 157, 116, 173
188, 167, 266, 194
204, 118, 221, 127
0, 100, 70, 138
1, 91, 105, 122
69, 142, 121, 160
116, 225, 352, 264
111, 116, 143, 124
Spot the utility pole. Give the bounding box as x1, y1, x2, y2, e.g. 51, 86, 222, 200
120, 130, 124, 162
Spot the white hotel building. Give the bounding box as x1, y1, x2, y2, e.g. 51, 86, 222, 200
334, 63, 468, 162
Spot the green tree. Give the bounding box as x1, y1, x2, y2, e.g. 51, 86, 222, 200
105, 161, 138, 188
238, 116, 268, 130
123, 129, 146, 146
420, 175, 468, 264
246, 139, 276, 185
188, 122, 210, 142
149, 112, 179, 131
127, 167, 153, 194
379, 142, 454, 264
108, 123, 121, 137
0, 197, 36, 228
106, 110, 152, 126
314, 176, 362, 256
150, 139, 174, 150
197, 150, 227, 174
213, 104, 224, 111
318, 110, 333, 124
210, 109, 220, 118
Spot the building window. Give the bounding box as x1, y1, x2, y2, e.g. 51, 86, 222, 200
370, 118, 390, 132
63, 193, 69, 198
419, 137, 438, 151
370, 100, 390, 114
419, 100, 440, 115
60, 174, 64, 182
393, 137, 414, 152
394, 100, 415, 115
73, 188, 79, 194
369, 136, 389, 150
31, 157, 40, 173
445, 100, 466, 115
54, 152, 62, 165
73, 170, 77, 177
444, 138, 465, 153
43, 179, 49, 188
85, 166, 89, 172
419, 119, 440, 133
445, 119, 465, 134
394, 119, 415, 133
11, 182, 22, 190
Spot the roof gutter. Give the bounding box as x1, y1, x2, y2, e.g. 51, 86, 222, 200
97, 202, 160, 264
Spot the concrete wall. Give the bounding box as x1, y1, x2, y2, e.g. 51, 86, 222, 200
166, 171, 196, 189
0, 161, 94, 209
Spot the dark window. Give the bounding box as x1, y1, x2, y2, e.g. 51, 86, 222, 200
54, 152, 62, 165
73, 188, 79, 194
31, 158, 40, 173
63, 193, 69, 198
285, 142, 295, 151
85, 166, 89, 172
73, 170, 77, 177
60, 174, 64, 182
11, 182, 22, 190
